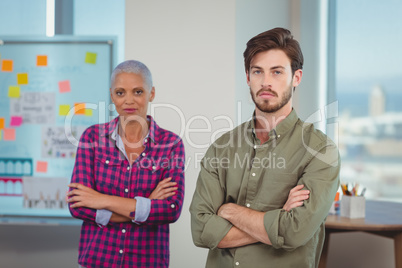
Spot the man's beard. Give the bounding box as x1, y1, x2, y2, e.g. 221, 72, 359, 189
250, 85, 293, 113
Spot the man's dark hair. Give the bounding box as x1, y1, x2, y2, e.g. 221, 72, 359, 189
243, 27, 304, 75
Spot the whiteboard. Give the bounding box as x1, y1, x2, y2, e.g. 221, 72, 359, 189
0, 36, 116, 218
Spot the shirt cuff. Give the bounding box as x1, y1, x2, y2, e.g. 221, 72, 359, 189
95, 209, 112, 227
132, 196, 151, 224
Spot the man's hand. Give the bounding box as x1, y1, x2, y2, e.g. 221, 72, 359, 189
282, 184, 310, 212
67, 183, 107, 209
149, 177, 178, 200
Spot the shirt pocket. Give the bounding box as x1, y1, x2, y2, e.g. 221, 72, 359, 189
255, 172, 298, 210
134, 159, 165, 197
94, 155, 123, 195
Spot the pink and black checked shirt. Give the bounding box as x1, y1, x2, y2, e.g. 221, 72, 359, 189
69, 115, 185, 268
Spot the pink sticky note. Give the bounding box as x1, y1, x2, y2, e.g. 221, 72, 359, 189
58, 80, 71, 93
36, 161, 48, 173
3, 128, 16, 141
10, 116, 23, 127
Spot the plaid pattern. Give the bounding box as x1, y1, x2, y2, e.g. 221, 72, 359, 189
69, 116, 185, 268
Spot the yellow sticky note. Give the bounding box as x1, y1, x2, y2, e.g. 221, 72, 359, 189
59, 105, 71, 116
17, 73, 28, 85
85, 52, 97, 64
36, 161, 48, 173
85, 109, 93, 116
0, 130, 2, 141
37, 55, 48, 66
1, 59, 13, 72
8, 86, 20, 98
0, 118, 4, 129
3, 128, 16, 141
74, 103, 86, 115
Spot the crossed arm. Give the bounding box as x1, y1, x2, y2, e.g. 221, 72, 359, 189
216, 184, 310, 248
67, 177, 177, 223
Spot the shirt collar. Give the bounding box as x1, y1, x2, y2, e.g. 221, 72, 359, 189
103, 115, 159, 144
248, 109, 299, 140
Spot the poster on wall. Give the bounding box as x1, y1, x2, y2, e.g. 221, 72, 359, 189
9, 92, 56, 125
41, 126, 85, 159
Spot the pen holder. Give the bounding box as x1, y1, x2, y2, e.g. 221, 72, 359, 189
340, 196, 366, 219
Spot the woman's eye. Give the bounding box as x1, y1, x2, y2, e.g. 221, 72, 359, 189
116, 91, 123, 96
135, 90, 143, 95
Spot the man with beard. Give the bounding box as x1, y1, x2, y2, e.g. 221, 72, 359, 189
190, 28, 340, 268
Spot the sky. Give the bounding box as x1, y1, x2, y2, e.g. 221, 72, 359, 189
336, 0, 402, 80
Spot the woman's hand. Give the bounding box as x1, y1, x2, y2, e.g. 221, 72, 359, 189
67, 183, 107, 209
148, 177, 178, 200
282, 184, 310, 212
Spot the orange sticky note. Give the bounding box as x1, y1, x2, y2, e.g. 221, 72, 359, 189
85, 52, 97, 64
1, 59, 13, 72
0, 118, 4, 129
36, 161, 48, 173
74, 103, 86, 115
3, 128, 16, 141
58, 80, 71, 93
37, 55, 48, 66
59, 105, 71, 116
8, 86, 20, 98
17, 73, 28, 84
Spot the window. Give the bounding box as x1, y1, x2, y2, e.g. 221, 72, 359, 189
334, 0, 402, 201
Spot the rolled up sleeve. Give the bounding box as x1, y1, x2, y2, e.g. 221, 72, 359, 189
264, 142, 340, 250
190, 146, 232, 250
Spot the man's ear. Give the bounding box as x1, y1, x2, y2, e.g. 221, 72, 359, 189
292, 69, 303, 87
246, 70, 251, 87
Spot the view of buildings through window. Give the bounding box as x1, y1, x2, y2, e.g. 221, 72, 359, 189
336, 0, 402, 201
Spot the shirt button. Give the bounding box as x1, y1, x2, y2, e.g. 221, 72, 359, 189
141, 152, 145, 157
119, 249, 123, 254
105, 160, 109, 164
246, 203, 250, 208
252, 173, 256, 176
125, 189, 128, 193
127, 166, 130, 170
122, 229, 126, 233
235, 262, 240, 266
170, 204, 175, 209
144, 138, 148, 143
152, 166, 156, 170
253, 145, 257, 149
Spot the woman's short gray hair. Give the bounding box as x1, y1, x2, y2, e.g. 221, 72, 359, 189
110, 60, 153, 91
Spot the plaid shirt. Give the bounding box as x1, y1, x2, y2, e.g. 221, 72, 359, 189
69, 115, 185, 268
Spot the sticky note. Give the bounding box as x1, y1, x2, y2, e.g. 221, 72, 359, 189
74, 103, 86, 115
59, 105, 71, 116
37, 55, 48, 66
1, 59, 13, 72
10, 116, 23, 127
58, 80, 71, 93
85, 52, 97, 64
85, 109, 93, 116
0, 130, 2, 140
17, 73, 28, 84
36, 161, 48, 173
3, 128, 16, 141
0, 118, 4, 129
8, 86, 20, 98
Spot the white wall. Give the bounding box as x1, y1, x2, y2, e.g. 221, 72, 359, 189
125, 1, 236, 266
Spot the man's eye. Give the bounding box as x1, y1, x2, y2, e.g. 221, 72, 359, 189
253, 70, 261, 75
116, 91, 124, 96
273, 71, 282, 75
135, 90, 143, 95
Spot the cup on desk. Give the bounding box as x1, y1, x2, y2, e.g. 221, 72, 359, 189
340, 195, 366, 219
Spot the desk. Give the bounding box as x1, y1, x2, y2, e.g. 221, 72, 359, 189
319, 200, 402, 268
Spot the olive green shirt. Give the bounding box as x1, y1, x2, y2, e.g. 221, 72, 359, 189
190, 110, 340, 268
